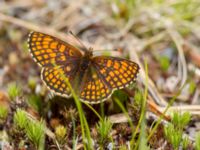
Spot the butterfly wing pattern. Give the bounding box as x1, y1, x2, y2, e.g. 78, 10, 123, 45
28, 31, 82, 97
79, 67, 111, 103
93, 56, 139, 89
28, 31, 140, 104
79, 56, 139, 103
41, 64, 78, 97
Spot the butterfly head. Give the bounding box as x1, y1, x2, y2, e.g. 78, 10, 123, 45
88, 47, 93, 53
84, 47, 93, 58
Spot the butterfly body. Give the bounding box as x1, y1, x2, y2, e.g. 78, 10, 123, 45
28, 31, 139, 104
79, 51, 92, 71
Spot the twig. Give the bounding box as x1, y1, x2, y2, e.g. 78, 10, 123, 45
128, 45, 168, 106
188, 64, 200, 78
104, 16, 137, 39
0, 1, 37, 11
157, 105, 200, 116
183, 41, 200, 68
51, 0, 85, 29
161, 93, 189, 102
0, 12, 100, 50
108, 113, 130, 124
191, 89, 200, 105
142, 31, 167, 51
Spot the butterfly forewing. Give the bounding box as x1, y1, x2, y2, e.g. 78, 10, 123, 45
28, 31, 82, 67
92, 56, 139, 90
28, 31, 83, 97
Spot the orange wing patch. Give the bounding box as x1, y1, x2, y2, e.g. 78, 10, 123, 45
93, 56, 139, 89
79, 69, 111, 103
28, 31, 82, 67
41, 67, 73, 97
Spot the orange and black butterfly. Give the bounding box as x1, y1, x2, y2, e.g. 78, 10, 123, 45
28, 31, 139, 104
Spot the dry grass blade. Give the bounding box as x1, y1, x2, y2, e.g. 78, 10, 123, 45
167, 27, 187, 88
108, 113, 131, 124
51, 0, 85, 29
183, 41, 200, 68
0, 12, 100, 50
105, 17, 137, 39
129, 45, 168, 106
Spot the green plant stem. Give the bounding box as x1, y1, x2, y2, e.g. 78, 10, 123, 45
65, 78, 92, 149
114, 98, 135, 131
71, 114, 76, 150
84, 102, 102, 121
134, 60, 148, 150
54, 63, 92, 150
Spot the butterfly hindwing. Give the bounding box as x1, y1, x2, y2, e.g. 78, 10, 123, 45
41, 63, 79, 97
79, 67, 112, 103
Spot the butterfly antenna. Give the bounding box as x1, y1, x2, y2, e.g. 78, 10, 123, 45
69, 31, 88, 51
93, 48, 119, 53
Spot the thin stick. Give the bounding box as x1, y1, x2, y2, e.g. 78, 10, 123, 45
0, 12, 101, 50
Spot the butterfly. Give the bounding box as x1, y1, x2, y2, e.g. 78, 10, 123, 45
27, 31, 139, 104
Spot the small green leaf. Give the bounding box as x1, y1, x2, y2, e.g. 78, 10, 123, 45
189, 80, 196, 94
14, 109, 28, 129
25, 120, 45, 150
0, 106, 8, 121
134, 90, 143, 106
113, 90, 129, 103
28, 95, 42, 113
55, 125, 67, 143
158, 56, 170, 71
195, 132, 200, 150
182, 136, 189, 150
7, 82, 22, 100
171, 111, 191, 130
164, 123, 182, 149
96, 118, 113, 145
